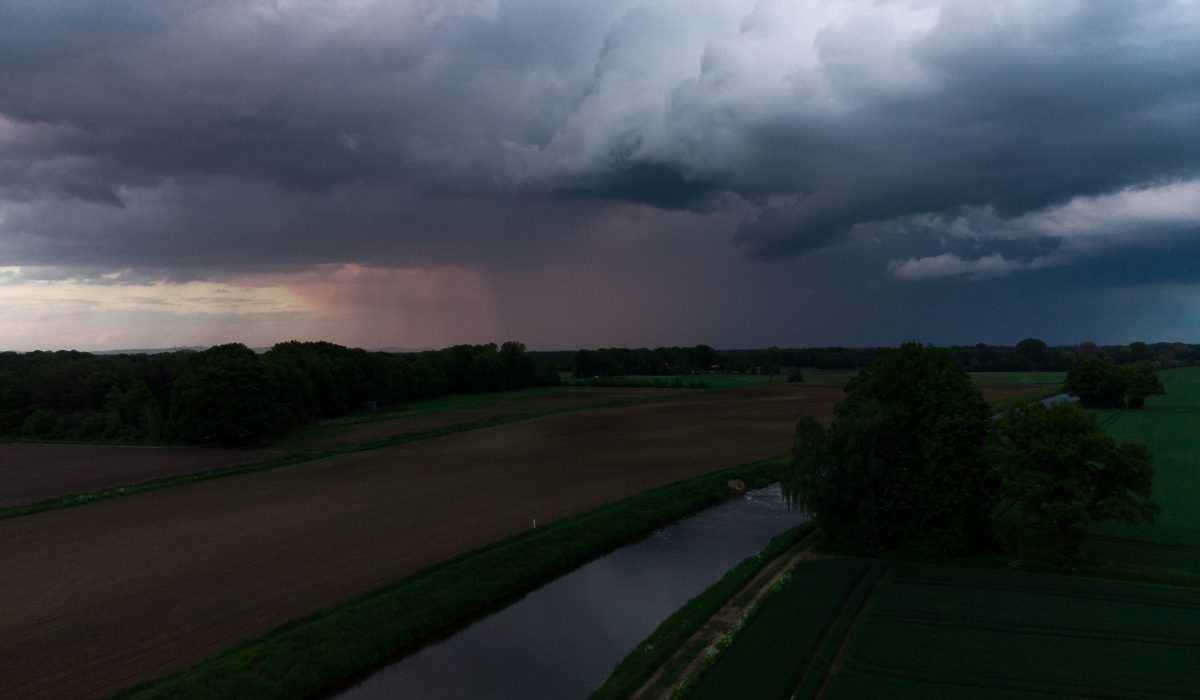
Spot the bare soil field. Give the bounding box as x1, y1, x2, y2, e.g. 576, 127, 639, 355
0, 444, 267, 508
0, 383, 1029, 698
0, 387, 672, 508
283, 385, 676, 449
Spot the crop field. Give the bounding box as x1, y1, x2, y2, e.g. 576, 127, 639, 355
691, 559, 1200, 699
1085, 367, 1200, 575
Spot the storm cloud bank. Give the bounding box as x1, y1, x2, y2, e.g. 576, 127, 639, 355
0, 1, 1198, 348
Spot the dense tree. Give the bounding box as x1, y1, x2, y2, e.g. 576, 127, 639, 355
1015, 337, 1051, 369
990, 402, 1158, 556
1065, 357, 1165, 408
784, 343, 996, 554
1120, 362, 1166, 408
168, 344, 289, 444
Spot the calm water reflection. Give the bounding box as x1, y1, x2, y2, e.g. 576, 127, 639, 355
338, 484, 807, 699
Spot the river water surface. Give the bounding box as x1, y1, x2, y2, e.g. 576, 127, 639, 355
337, 483, 807, 699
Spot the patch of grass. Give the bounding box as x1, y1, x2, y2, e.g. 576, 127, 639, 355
590, 522, 816, 700
108, 457, 795, 700
566, 376, 713, 389
968, 371, 1066, 386
274, 386, 568, 446
687, 558, 879, 700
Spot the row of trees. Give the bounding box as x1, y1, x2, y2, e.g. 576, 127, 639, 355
1, 341, 558, 444
784, 345, 1159, 557
536, 340, 1200, 378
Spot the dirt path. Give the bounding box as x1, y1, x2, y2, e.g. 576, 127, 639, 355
634, 533, 826, 700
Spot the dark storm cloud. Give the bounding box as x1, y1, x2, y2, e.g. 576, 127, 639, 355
0, 0, 1197, 276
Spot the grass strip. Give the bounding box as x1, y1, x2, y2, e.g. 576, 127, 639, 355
0, 394, 671, 522
275, 386, 570, 445
107, 456, 793, 700
589, 521, 816, 700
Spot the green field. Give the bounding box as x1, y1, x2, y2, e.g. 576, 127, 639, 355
690, 559, 1200, 699
1084, 366, 1200, 575
565, 373, 786, 390
967, 371, 1066, 386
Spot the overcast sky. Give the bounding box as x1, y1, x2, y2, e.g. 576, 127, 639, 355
1, 0, 1198, 351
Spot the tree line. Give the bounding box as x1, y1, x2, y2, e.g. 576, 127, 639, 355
1, 341, 558, 445
532, 339, 1200, 378
784, 345, 1160, 558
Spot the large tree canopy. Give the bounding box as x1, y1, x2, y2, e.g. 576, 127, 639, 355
990, 402, 1158, 555
785, 343, 996, 554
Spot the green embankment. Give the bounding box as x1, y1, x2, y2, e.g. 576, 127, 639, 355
109, 457, 793, 700
689, 560, 1200, 700
590, 523, 816, 700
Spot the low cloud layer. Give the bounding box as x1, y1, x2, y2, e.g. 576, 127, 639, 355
1, 1, 1198, 347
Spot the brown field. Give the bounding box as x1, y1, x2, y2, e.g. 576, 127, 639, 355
0, 387, 671, 508
0, 444, 268, 508
0, 383, 1034, 699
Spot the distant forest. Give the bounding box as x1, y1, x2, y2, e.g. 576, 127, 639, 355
1, 339, 1196, 445
0, 341, 558, 445
535, 339, 1200, 377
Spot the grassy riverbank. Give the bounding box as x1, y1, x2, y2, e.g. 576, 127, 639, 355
109, 456, 792, 700
590, 522, 815, 700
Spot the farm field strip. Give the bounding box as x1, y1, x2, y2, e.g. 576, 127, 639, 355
686, 558, 877, 700
688, 559, 1200, 700
0, 386, 679, 515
